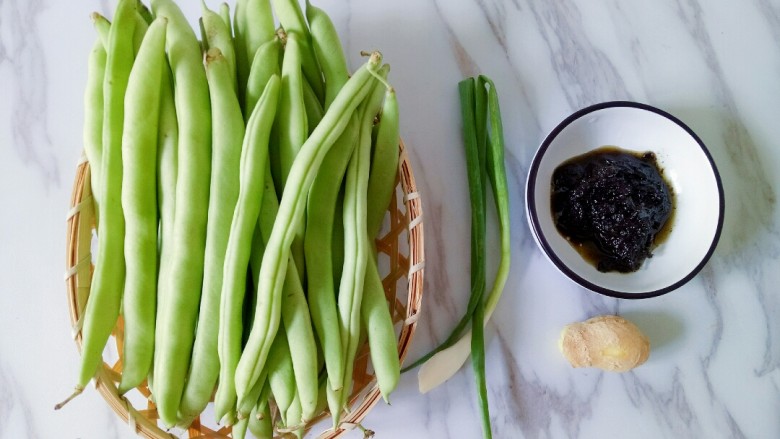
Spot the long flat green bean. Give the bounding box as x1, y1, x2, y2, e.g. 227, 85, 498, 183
285, 393, 304, 438
232, 416, 249, 439
236, 366, 268, 421
302, 78, 324, 133
305, 0, 348, 109
303, 113, 358, 397
179, 47, 249, 426
219, 2, 232, 33
277, 31, 308, 190
132, 12, 149, 55
333, 78, 385, 419
137, 1, 154, 24
199, 46, 247, 426
266, 326, 295, 423
280, 260, 318, 422
118, 17, 167, 395
201, 2, 237, 92
361, 252, 399, 403
234, 0, 275, 99
244, 37, 282, 119
248, 402, 272, 439
150, 0, 212, 427
83, 38, 106, 214
91, 12, 110, 47
366, 86, 400, 239
56, 0, 136, 410
361, 86, 401, 403
153, 58, 177, 402
212, 73, 279, 426
277, 31, 309, 280
272, 0, 325, 102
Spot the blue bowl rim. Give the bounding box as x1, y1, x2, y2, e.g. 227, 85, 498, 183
525, 100, 725, 299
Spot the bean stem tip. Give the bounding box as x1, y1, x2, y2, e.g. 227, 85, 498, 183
54, 386, 84, 410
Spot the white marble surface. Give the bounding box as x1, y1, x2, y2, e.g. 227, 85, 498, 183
2, 0, 780, 438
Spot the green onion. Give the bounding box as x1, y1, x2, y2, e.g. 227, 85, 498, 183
462, 77, 491, 439
406, 76, 510, 439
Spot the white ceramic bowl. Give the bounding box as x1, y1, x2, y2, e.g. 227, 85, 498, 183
526, 101, 724, 298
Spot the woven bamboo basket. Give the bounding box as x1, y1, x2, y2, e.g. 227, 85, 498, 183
64, 140, 424, 438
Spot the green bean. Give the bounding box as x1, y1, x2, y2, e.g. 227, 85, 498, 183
137, 1, 154, 24
248, 402, 273, 439
133, 12, 149, 55
147, 369, 156, 400
303, 114, 358, 398
179, 48, 251, 427
249, 168, 278, 283
361, 256, 399, 403
366, 86, 400, 239
117, 17, 168, 395
272, 0, 325, 102
305, 0, 348, 109
302, 78, 324, 133
55, 0, 136, 410
153, 59, 177, 403
245, 38, 282, 287
208, 74, 277, 427
244, 37, 282, 119
234, 0, 275, 99
358, 87, 401, 403
201, 2, 236, 92
91, 12, 110, 48
256, 378, 272, 415
333, 73, 388, 419
219, 2, 232, 34
277, 31, 308, 279
234, 53, 382, 407
325, 384, 342, 428
277, 31, 308, 190
280, 260, 319, 422
232, 416, 250, 439
285, 393, 304, 438
236, 368, 267, 421
243, 270, 257, 347
83, 38, 106, 214
331, 185, 345, 288
150, 0, 212, 428
266, 326, 295, 423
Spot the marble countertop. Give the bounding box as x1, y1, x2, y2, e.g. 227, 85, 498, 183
2, 0, 779, 438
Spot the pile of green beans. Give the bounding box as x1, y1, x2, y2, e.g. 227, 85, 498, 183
59, 0, 404, 435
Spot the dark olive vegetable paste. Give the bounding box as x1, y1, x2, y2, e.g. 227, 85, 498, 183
551, 147, 673, 273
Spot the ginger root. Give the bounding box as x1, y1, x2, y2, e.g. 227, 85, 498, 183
558, 315, 650, 372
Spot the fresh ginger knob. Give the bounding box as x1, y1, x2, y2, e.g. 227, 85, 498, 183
558, 315, 650, 372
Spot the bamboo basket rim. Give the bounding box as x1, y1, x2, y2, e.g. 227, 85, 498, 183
64, 139, 424, 438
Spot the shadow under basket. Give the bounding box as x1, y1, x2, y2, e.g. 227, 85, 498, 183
64, 140, 424, 438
